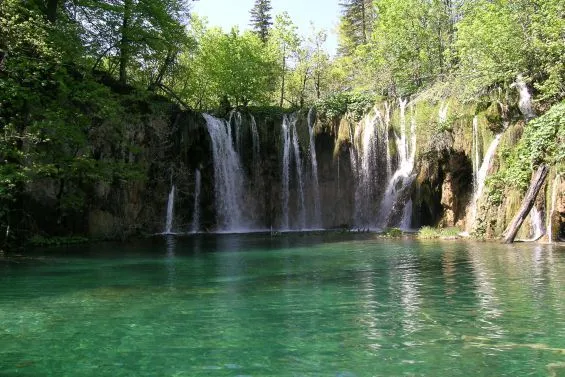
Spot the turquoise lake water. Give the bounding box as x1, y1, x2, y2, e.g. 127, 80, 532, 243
1, 233, 565, 376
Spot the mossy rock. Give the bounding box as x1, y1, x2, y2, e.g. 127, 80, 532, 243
483, 102, 505, 133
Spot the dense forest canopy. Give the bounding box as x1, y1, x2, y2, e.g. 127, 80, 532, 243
0, 0, 564, 247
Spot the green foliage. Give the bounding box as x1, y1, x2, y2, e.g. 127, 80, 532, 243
382, 228, 403, 238
417, 226, 461, 239
171, 18, 277, 109
488, 101, 565, 195
455, 0, 565, 101
316, 92, 375, 120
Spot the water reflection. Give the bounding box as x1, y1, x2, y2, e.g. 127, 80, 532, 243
165, 235, 176, 289
468, 246, 504, 338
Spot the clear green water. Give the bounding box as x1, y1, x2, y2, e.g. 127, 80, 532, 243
1, 234, 565, 377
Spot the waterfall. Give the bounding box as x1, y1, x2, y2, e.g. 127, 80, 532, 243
164, 184, 175, 234
281, 115, 291, 229
229, 110, 244, 154
377, 99, 416, 228
439, 102, 449, 123
472, 116, 481, 188
515, 75, 536, 121
384, 102, 392, 178
191, 169, 201, 233
308, 108, 321, 228
281, 114, 306, 230
467, 131, 504, 232
203, 113, 247, 231
529, 206, 545, 240
400, 199, 413, 230
291, 117, 306, 229
250, 114, 260, 170
353, 108, 382, 227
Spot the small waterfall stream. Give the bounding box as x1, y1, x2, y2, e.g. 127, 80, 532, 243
352, 108, 382, 227
472, 115, 481, 188
292, 121, 306, 229
467, 131, 504, 232
250, 114, 260, 171
515, 75, 536, 121
203, 113, 247, 231
377, 99, 416, 228
308, 108, 321, 228
164, 184, 175, 234
529, 206, 545, 240
191, 169, 201, 233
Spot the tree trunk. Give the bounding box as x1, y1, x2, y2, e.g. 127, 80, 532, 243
150, 49, 176, 90
503, 164, 549, 244
119, 0, 132, 85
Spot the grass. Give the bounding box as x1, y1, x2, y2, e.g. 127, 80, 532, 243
417, 226, 461, 239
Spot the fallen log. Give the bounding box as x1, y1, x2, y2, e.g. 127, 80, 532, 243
503, 164, 549, 244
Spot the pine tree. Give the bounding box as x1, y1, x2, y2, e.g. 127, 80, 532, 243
249, 0, 273, 43
338, 0, 375, 55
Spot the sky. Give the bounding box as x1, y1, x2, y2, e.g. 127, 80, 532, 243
190, 0, 341, 55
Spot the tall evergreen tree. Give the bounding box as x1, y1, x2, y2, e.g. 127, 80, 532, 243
249, 0, 272, 43
338, 0, 374, 55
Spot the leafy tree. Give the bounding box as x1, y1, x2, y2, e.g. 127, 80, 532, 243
249, 0, 273, 43
171, 18, 277, 109
455, 0, 565, 102
269, 12, 300, 107
74, 0, 191, 86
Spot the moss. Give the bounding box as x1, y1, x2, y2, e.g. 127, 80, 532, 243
382, 228, 403, 238
417, 226, 461, 239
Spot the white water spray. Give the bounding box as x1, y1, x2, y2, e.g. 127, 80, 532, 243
467, 131, 504, 232
529, 206, 544, 240
472, 116, 481, 188
291, 119, 306, 229
308, 108, 321, 227
164, 184, 175, 234
203, 113, 246, 231
515, 75, 536, 121
377, 99, 416, 228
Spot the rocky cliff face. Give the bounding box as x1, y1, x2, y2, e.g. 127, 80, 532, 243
21, 96, 564, 241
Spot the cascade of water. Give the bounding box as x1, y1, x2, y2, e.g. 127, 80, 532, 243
229, 110, 243, 154
439, 102, 449, 124
280, 114, 307, 230
529, 206, 545, 240
377, 98, 416, 228
291, 118, 306, 229
353, 108, 381, 227
281, 115, 292, 230
400, 199, 413, 229
164, 184, 175, 234
472, 116, 481, 188
203, 113, 246, 231
308, 108, 321, 227
191, 169, 201, 233
384, 102, 392, 178
467, 131, 504, 232
515, 75, 536, 121
250, 114, 260, 170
